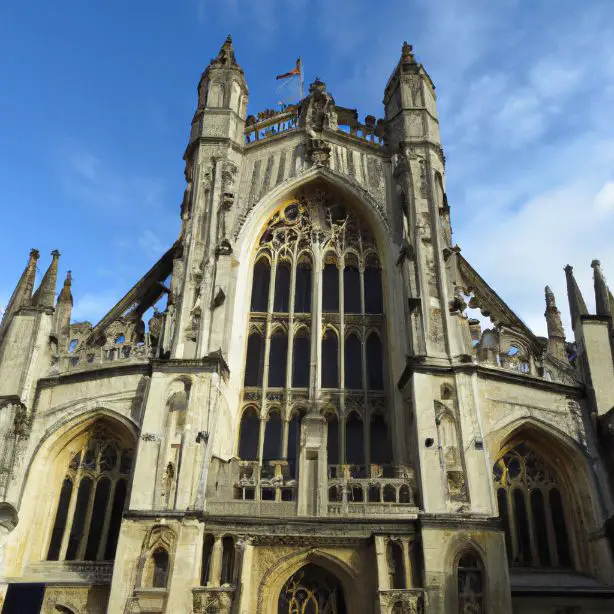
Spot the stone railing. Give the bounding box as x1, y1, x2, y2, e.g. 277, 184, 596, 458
379, 589, 425, 614
193, 587, 235, 614
53, 333, 154, 373
327, 464, 417, 516
245, 108, 299, 144
234, 459, 297, 502
336, 106, 386, 146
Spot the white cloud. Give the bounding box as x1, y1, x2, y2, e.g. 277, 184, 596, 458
72, 291, 119, 323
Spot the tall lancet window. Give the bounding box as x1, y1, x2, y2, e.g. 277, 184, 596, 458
240, 196, 390, 469
47, 425, 133, 562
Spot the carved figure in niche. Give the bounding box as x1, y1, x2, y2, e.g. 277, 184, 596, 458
161, 462, 175, 508
299, 79, 338, 138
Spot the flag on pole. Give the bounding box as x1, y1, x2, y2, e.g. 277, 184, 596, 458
276, 58, 301, 81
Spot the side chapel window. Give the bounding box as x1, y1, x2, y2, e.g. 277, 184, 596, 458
457, 551, 484, 614
47, 426, 132, 562
241, 198, 389, 467
493, 442, 573, 568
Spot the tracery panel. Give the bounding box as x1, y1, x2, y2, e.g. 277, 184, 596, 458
493, 442, 574, 568
241, 197, 390, 472
47, 426, 133, 562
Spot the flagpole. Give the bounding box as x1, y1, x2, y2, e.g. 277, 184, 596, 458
298, 58, 303, 99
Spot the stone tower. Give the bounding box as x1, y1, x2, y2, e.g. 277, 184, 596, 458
2, 37, 614, 614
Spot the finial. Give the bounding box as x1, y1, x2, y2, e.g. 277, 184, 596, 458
29, 248, 40, 261
402, 41, 416, 63
226, 34, 232, 43
545, 285, 557, 309
591, 258, 611, 316
51, 249, 60, 259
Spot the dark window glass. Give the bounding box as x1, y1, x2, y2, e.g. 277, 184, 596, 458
238, 408, 260, 460
364, 266, 383, 313
250, 259, 270, 311
244, 333, 263, 386
263, 412, 282, 461
47, 478, 73, 560
344, 335, 362, 389
550, 488, 572, 567
273, 262, 291, 312
531, 489, 551, 566
497, 487, 512, 563
294, 260, 312, 313
85, 477, 111, 560
513, 488, 532, 565
152, 548, 169, 588
346, 413, 364, 465
268, 331, 288, 387
287, 413, 302, 478
201, 534, 214, 585
221, 536, 235, 584
323, 262, 339, 312
366, 333, 384, 390
66, 476, 92, 560
321, 331, 339, 388
292, 335, 310, 387
370, 414, 389, 464
343, 265, 361, 313
387, 541, 406, 589
104, 479, 127, 560
327, 416, 339, 465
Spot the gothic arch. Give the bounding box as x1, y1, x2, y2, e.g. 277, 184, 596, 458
3, 410, 136, 576
488, 418, 598, 573
257, 548, 361, 613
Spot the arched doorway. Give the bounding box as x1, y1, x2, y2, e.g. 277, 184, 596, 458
277, 563, 347, 613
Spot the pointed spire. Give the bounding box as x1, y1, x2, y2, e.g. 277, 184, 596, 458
211, 34, 239, 68
53, 269, 73, 336
0, 248, 39, 342
32, 250, 60, 310
591, 259, 612, 317
544, 285, 567, 362
565, 265, 588, 331
57, 270, 73, 306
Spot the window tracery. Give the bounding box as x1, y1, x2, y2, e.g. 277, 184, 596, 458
241, 197, 389, 471
277, 564, 346, 614
47, 426, 132, 562
493, 442, 573, 568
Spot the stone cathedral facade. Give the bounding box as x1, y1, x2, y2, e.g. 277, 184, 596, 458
2, 37, 614, 614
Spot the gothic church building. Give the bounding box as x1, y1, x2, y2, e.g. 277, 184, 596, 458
2, 37, 614, 614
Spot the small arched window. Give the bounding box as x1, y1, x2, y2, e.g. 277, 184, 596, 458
346, 412, 364, 465
387, 540, 405, 589
326, 414, 339, 466
263, 411, 282, 461
343, 253, 361, 314
344, 334, 362, 389
268, 330, 288, 387
273, 261, 291, 312
201, 534, 214, 586
364, 254, 383, 314
152, 548, 170, 588
457, 551, 484, 613
292, 332, 310, 388
493, 441, 573, 568
366, 333, 384, 390
321, 330, 339, 388
221, 536, 235, 585
370, 413, 389, 464
238, 408, 260, 461
294, 255, 312, 313
322, 255, 339, 312
244, 332, 263, 387
250, 258, 271, 312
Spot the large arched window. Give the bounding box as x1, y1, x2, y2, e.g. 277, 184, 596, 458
278, 563, 347, 613
263, 411, 282, 461
370, 413, 389, 465
493, 441, 573, 568
387, 540, 406, 589
346, 412, 364, 465
326, 413, 339, 466
241, 198, 390, 470
47, 425, 132, 562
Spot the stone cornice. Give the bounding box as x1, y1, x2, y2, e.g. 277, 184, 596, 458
398, 356, 584, 397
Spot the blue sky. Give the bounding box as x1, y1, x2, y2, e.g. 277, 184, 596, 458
1, 0, 614, 337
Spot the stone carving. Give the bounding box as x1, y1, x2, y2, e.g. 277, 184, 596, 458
141, 433, 161, 442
